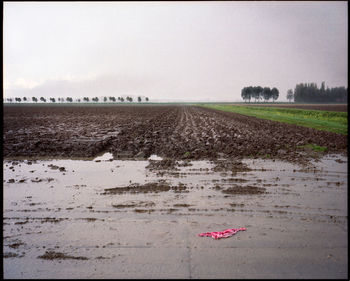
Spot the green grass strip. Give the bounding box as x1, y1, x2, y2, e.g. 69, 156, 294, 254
200, 104, 347, 135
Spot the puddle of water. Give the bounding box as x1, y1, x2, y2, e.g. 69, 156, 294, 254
93, 152, 114, 161
148, 154, 163, 161
3, 154, 347, 278
3, 155, 347, 215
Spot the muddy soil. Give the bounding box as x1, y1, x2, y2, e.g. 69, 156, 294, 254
3, 105, 347, 164
3, 104, 348, 278
38, 251, 89, 260
101, 181, 188, 194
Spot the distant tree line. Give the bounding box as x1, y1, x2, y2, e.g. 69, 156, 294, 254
5, 96, 150, 103
289, 82, 347, 103
241, 86, 279, 102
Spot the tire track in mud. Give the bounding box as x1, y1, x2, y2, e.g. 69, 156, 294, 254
171, 106, 218, 158
172, 107, 202, 156
109, 106, 181, 158
169, 106, 251, 159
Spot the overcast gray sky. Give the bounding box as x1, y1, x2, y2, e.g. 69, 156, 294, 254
3, 1, 348, 102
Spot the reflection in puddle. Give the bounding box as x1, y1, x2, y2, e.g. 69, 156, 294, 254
148, 154, 163, 161
93, 152, 114, 161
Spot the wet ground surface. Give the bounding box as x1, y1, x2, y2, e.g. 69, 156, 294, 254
3, 105, 347, 163
3, 153, 348, 279
3, 105, 348, 278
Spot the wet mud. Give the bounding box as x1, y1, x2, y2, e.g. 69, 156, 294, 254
3, 105, 347, 164
3, 104, 348, 278
38, 251, 89, 260
218, 184, 267, 195
112, 201, 156, 209
101, 181, 188, 194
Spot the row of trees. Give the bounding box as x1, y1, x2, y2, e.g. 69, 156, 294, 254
287, 82, 347, 103
5, 96, 150, 103
241, 86, 279, 102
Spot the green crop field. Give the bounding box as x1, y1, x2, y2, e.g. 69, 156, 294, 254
201, 104, 348, 135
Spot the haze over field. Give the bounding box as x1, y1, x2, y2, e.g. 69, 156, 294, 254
3, 1, 348, 102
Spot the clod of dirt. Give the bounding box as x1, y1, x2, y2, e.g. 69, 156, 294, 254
230, 203, 245, 207
7, 179, 15, 183
146, 159, 179, 171
4, 252, 19, 258
31, 178, 44, 183
166, 208, 179, 213
48, 164, 66, 172
134, 209, 155, 213
40, 217, 67, 223
8, 242, 25, 248
81, 218, 98, 222
101, 181, 188, 194
220, 184, 267, 195
37, 251, 88, 260
211, 160, 252, 173
221, 178, 249, 183
112, 201, 155, 208
173, 203, 192, 207
8, 238, 25, 249
48, 164, 60, 170
14, 221, 28, 225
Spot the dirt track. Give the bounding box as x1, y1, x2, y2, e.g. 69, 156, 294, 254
3, 105, 347, 163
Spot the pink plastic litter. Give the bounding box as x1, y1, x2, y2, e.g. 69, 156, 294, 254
198, 227, 246, 239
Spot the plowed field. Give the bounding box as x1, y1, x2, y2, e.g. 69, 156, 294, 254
3, 104, 348, 278
3, 105, 347, 163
